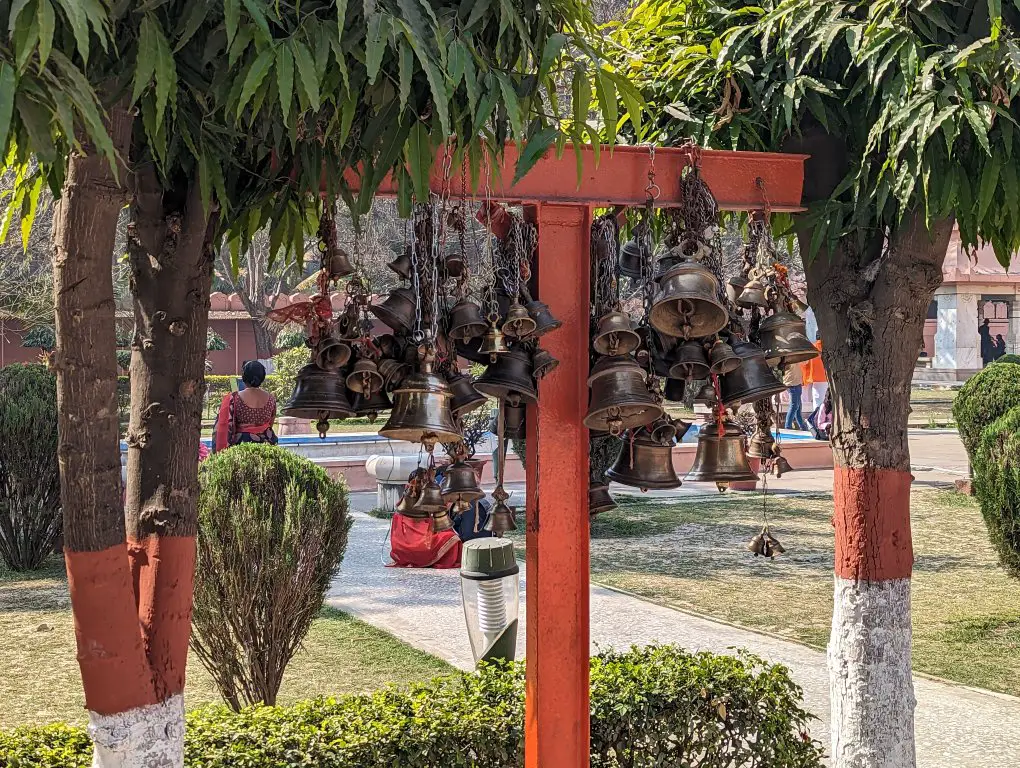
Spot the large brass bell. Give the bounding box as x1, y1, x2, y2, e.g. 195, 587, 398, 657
718, 341, 787, 407
685, 420, 758, 483
478, 322, 510, 362
525, 298, 562, 336
747, 427, 775, 459
378, 358, 410, 391
737, 278, 768, 308
589, 481, 617, 515
447, 371, 487, 415
709, 339, 741, 375
593, 310, 641, 356
387, 247, 413, 280
380, 358, 462, 448
370, 287, 416, 333
606, 428, 681, 491
531, 347, 559, 379
448, 299, 488, 342
346, 358, 384, 395
669, 340, 710, 380
502, 299, 537, 339
619, 238, 644, 279
504, 401, 526, 439
441, 461, 485, 503
650, 262, 728, 339
350, 387, 393, 421
475, 347, 537, 404
283, 365, 355, 421
484, 501, 517, 535
758, 312, 819, 366
584, 355, 663, 435
315, 336, 352, 371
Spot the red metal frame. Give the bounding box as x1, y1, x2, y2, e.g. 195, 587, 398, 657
346, 143, 807, 768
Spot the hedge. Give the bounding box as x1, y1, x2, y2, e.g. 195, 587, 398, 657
0, 647, 824, 768
952, 362, 1020, 457
973, 406, 1020, 579
996, 354, 1020, 365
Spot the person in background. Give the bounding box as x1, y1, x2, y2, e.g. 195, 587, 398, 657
783, 363, 809, 430
994, 333, 1007, 361
213, 360, 278, 452
980, 319, 995, 367
801, 335, 827, 412
388, 467, 462, 569
814, 388, 834, 441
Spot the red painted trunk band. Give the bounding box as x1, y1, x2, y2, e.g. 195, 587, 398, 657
833, 467, 913, 581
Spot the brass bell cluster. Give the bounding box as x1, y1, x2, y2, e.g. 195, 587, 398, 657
395, 457, 486, 534
747, 525, 785, 559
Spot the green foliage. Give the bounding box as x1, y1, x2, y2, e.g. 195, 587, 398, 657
0, 646, 823, 767
115, 350, 131, 372
952, 362, 1020, 456
996, 354, 1020, 365
193, 444, 351, 709
19, 326, 54, 351
0, 364, 60, 571
274, 327, 307, 350
609, 1, 1020, 260
511, 435, 621, 484
205, 328, 228, 351
264, 345, 309, 407
974, 406, 1020, 579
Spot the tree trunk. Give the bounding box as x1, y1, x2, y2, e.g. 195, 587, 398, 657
251, 317, 275, 361
804, 211, 953, 768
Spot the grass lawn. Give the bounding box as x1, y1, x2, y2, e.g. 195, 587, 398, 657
590, 488, 1020, 696
0, 557, 453, 730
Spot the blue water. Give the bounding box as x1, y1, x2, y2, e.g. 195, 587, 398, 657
680, 424, 811, 443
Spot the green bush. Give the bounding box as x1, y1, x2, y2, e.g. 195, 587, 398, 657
0, 647, 823, 767
275, 327, 307, 350
973, 406, 1020, 579
0, 364, 61, 570
996, 354, 1020, 365
952, 362, 1020, 457
264, 346, 309, 407
20, 326, 55, 351
192, 445, 351, 710
206, 329, 229, 351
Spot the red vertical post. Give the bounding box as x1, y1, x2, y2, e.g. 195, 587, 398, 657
524, 203, 591, 768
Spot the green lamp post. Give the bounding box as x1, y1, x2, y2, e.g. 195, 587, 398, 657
460, 538, 520, 664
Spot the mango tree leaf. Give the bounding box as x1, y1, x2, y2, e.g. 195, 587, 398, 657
224, 0, 240, 46
153, 21, 177, 126
54, 0, 90, 62
513, 126, 557, 184
240, 0, 272, 43
236, 47, 275, 119
132, 15, 158, 104
365, 11, 390, 84
291, 39, 320, 111
276, 44, 293, 124
174, 0, 210, 52
398, 38, 412, 112
405, 121, 433, 202
37, 0, 54, 68
7, 0, 32, 34
19, 173, 43, 251
0, 64, 15, 158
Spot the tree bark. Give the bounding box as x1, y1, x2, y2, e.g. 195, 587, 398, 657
250, 316, 275, 360
804, 211, 953, 768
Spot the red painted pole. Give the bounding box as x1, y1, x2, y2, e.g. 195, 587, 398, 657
524, 203, 592, 768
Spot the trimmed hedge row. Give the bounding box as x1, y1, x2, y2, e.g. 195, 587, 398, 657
0, 647, 824, 767
973, 407, 1020, 578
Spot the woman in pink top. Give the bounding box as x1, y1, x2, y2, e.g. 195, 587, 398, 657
213, 361, 278, 452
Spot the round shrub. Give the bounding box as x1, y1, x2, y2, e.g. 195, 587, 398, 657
192, 444, 351, 709
0, 364, 61, 570
952, 362, 1020, 457
0, 646, 824, 767
974, 406, 1020, 579
996, 354, 1020, 365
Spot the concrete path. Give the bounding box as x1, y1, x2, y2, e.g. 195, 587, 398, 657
328, 481, 1020, 768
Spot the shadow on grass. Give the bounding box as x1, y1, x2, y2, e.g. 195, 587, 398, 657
0, 555, 69, 613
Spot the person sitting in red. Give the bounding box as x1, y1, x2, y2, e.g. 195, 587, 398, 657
388, 468, 462, 569
213, 361, 278, 452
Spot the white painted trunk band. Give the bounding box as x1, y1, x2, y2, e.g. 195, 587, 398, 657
88, 693, 184, 768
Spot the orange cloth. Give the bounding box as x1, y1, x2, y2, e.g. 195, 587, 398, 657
388, 514, 462, 569
801, 340, 825, 385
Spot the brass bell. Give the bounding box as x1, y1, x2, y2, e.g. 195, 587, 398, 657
325, 246, 356, 280
380, 358, 462, 448
674, 418, 693, 441
694, 380, 717, 405
648, 416, 678, 444
370, 287, 416, 333
663, 377, 687, 403
447, 371, 488, 415
593, 310, 641, 356
455, 337, 489, 365
378, 358, 411, 391
685, 420, 758, 483
736, 278, 768, 308
708, 339, 741, 375
774, 454, 793, 478
432, 507, 456, 533
416, 481, 448, 514
502, 299, 537, 339
531, 347, 559, 379
484, 501, 517, 535
504, 401, 526, 439
758, 312, 819, 366
443, 253, 465, 279
283, 365, 355, 421
650, 262, 728, 339
584, 355, 664, 435
669, 341, 710, 380
448, 298, 488, 342
726, 276, 748, 305
441, 461, 485, 503
619, 238, 644, 279
791, 296, 809, 314
350, 387, 393, 421
315, 336, 352, 371
747, 526, 785, 558
346, 357, 384, 395
475, 347, 537, 405
606, 428, 681, 491
677, 236, 709, 262
387, 247, 413, 280
589, 481, 617, 515
525, 299, 562, 336
719, 341, 787, 407
478, 322, 510, 363
747, 428, 775, 460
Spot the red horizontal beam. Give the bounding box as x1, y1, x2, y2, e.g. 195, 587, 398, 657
343, 144, 808, 212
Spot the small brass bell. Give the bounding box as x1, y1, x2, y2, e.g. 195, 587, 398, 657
396, 470, 428, 517
350, 387, 393, 421
455, 337, 490, 365
694, 381, 717, 405
370, 287, 417, 333
774, 454, 793, 478
484, 501, 517, 535
648, 416, 678, 444
325, 246, 356, 280
283, 365, 355, 421
593, 310, 641, 356
748, 526, 785, 558
443, 253, 465, 279
441, 461, 485, 503
708, 339, 741, 376
719, 341, 787, 407
504, 401, 526, 439
589, 481, 617, 515
584, 355, 664, 435
447, 371, 487, 415
669, 341, 711, 380
747, 428, 775, 460
315, 336, 352, 371
448, 299, 488, 342
380, 355, 463, 448
650, 262, 728, 339
673, 418, 693, 441
387, 247, 413, 280
416, 481, 448, 515
475, 347, 537, 404
502, 299, 537, 339
478, 322, 510, 363
736, 278, 768, 308
346, 358, 384, 395
685, 420, 758, 483
619, 238, 644, 279
726, 276, 748, 305
663, 377, 687, 403
531, 347, 559, 379
378, 358, 411, 392
758, 312, 819, 366
432, 507, 456, 533
677, 236, 709, 262
525, 298, 562, 337
606, 428, 681, 491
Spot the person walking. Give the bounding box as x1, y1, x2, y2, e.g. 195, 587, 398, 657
980, 319, 995, 367
783, 363, 809, 430
801, 335, 827, 412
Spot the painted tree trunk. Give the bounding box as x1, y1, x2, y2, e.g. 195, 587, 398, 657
805, 212, 953, 768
